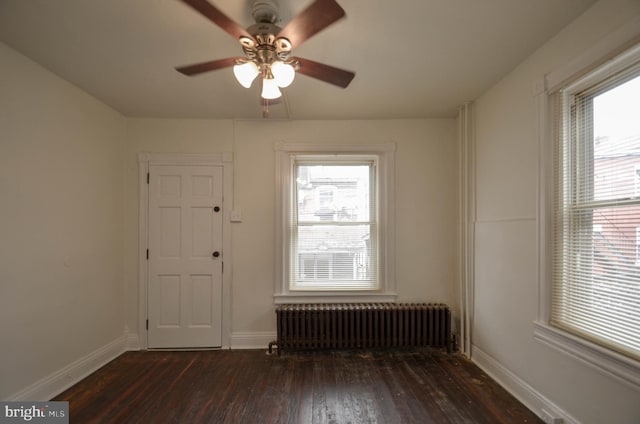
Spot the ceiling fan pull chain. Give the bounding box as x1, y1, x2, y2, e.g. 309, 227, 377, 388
262, 99, 270, 119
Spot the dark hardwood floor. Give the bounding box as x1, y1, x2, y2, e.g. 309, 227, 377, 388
54, 348, 542, 423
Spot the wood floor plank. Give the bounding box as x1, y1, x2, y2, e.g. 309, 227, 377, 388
291, 354, 315, 424
338, 353, 382, 423
53, 348, 543, 424
408, 350, 482, 423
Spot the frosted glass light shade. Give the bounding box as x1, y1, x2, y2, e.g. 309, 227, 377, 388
261, 77, 282, 99
233, 62, 259, 88
271, 61, 295, 88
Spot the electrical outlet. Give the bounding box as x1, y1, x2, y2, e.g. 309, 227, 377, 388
541, 409, 564, 424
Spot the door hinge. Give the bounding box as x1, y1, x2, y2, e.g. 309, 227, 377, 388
146, 249, 149, 260
146, 319, 149, 330
147, 172, 150, 184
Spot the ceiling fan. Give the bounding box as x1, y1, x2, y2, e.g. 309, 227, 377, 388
175, 0, 355, 106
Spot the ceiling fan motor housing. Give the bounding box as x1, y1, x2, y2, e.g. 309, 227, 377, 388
251, 0, 280, 24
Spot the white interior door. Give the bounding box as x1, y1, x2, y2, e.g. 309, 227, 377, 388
147, 164, 223, 348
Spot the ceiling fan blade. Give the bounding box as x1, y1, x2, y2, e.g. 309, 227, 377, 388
175, 57, 239, 76
276, 0, 346, 49
179, 0, 253, 41
294, 57, 355, 88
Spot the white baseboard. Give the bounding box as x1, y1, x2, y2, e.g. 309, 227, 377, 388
472, 345, 579, 424
126, 332, 141, 351
7, 334, 127, 401
229, 331, 277, 350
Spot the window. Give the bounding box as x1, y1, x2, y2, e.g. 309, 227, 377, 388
551, 49, 640, 360
293, 160, 375, 289
275, 143, 396, 302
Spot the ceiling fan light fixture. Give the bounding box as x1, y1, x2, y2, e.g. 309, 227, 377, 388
261, 77, 282, 99
271, 61, 296, 88
175, 0, 355, 112
233, 61, 260, 88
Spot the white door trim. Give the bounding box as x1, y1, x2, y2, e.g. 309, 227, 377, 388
138, 152, 233, 349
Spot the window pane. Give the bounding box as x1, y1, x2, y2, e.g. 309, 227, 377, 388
296, 165, 371, 222
294, 225, 373, 283
592, 75, 640, 202
556, 205, 640, 354
592, 206, 640, 351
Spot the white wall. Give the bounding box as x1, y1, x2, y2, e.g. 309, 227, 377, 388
471, 1, 640, 423
124, 118, 459, 345
0, 43, 126, 399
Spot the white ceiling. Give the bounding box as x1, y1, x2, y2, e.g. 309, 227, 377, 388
0, 0, 596, 120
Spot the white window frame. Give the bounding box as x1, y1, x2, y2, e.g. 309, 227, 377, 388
636, 226, 640, 266
534, 26, 640, 388
274, 142, 396, 304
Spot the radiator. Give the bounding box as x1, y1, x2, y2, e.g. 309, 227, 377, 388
274, 303, 451, 354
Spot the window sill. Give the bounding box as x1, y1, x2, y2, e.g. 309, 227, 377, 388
274, 292, 397, 304
533, 321, 640, 389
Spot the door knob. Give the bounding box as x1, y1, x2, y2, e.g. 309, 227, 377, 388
212, 251, 220, 258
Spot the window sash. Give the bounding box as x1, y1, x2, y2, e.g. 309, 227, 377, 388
289, 157, 379, 291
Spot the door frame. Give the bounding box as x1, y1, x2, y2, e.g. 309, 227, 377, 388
138, 152, 233, 349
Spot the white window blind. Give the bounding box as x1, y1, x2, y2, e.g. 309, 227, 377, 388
290, 157, 378, 291
552, 54, 640, 360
